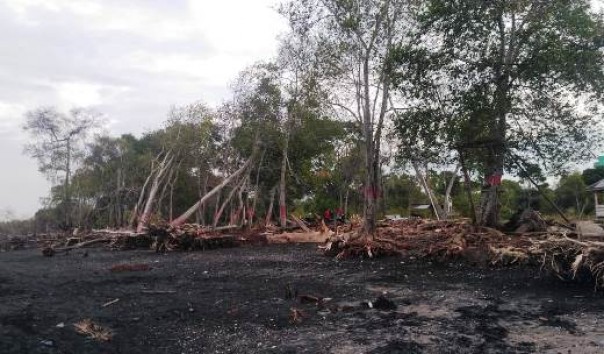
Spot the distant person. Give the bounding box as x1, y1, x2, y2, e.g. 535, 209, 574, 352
335, 207, 344, 222
323, 208, 332, 222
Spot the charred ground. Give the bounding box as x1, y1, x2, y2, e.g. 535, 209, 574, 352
1, 244, 604, 353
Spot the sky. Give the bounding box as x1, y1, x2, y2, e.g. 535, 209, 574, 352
0, 0, 287, 219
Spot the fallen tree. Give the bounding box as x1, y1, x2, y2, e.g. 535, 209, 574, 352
170, 153, 256, 227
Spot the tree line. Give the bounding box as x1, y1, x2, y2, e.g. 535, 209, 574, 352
6, 0, 604, 235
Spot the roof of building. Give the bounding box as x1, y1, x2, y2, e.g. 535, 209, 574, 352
410, 204, 432, 210
587, 179, 604, 191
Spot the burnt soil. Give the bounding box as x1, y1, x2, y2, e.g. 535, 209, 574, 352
2, 244, 604, 353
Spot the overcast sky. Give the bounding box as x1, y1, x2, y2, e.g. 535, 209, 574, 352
1, 1, 603, 220
0, 0, 287, 219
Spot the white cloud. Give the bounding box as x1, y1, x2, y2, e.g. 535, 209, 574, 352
125, 51, 268, 87
4, 0, 287, 45
189, 0, 286, 55
54, 82, 103, 108
0, 101, 27, 138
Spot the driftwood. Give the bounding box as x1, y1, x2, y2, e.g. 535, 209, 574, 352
44, 237, 112, 255
267, 231, 331, 244
74, 319, 112, 341
37, 222, 247, 255
291, 215, 311, 233
102, 299, 120, 307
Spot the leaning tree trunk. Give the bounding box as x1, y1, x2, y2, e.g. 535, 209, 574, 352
156, 163, 177, 218
171, 155, 254, 227
129, 160, 158, 228
137, 153, 174, 233
413, 162, 446, 220
213, 177, 246, 228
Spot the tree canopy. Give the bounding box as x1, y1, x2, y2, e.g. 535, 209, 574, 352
391, 0, 604, 225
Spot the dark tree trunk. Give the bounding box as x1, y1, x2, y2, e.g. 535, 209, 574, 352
478, 73, 508, 227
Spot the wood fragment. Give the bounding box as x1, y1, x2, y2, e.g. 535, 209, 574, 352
74, 319, 112, 341
141, 290, 176, 294
291, 215, 311, 233
52, 237, 112, 252
102, 298, 120, 307
267, 231, 329, 244
298, 294, 321, 304
289, 307, 305, 324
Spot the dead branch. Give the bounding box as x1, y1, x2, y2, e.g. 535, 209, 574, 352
290, 215, 311, 233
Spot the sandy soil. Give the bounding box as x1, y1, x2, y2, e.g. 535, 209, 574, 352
2, 244, 604, 353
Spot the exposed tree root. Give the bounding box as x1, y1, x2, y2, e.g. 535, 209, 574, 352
322, 218, 604, 289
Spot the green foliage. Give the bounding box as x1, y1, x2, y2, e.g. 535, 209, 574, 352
392, 0, 604, 173
582, 166, 604, 186
555, 172, 591, 215
498, 179, 523, 219
0, 218, 35, 235
383, 174, 426, 215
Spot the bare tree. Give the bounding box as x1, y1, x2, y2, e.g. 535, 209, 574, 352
22, 107, 101, 228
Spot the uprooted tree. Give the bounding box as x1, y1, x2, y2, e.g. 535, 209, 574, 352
391, 0, 604, 227
166, 64, 286, 228
132, 103, 219, 231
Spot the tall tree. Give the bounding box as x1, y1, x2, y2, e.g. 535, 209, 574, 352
392, 0, 604, 226
556, 172, 590, 216
582, 166, 604, 186
281, 0, 410, 235
22, 107, 100, 228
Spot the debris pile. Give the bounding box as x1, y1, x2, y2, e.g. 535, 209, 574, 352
37, 222, 249, 255
529, 236, 604, 288
29, 213, 604, 289
322, 218, 604, 288
145, 222, 242, 252
73, 319, 112, 341
324, 218, 533, 262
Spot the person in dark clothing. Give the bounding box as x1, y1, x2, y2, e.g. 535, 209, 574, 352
323, 208, 332, 222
